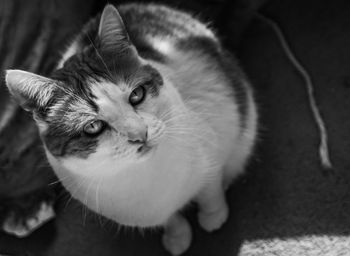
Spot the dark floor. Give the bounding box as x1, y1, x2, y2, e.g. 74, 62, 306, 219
1, 0, 350, 255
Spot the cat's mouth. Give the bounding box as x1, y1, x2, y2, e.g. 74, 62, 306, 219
137, 144, 154, 156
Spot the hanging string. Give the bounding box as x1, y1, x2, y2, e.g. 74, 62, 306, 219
255, 13, 333, 169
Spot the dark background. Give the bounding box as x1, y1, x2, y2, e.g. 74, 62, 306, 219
1, 0, 350, 255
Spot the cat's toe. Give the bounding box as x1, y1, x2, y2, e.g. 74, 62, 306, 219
198, 203, 229, 232
162, 225, 192, 255
2, 202, 55, 237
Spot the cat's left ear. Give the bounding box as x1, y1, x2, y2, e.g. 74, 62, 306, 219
5, 70, 55, 112
98, 4, 131, 52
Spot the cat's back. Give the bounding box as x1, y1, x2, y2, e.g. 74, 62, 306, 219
116, 3, 221, 63
119, 3, 217, 45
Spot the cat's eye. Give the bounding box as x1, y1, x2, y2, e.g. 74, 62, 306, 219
129, 86, 146, 106
84, 120, 105, 136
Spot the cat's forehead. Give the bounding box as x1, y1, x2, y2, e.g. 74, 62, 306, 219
90, 79, 128, 109
91, 79, 127, 99
50, 78, 127, 116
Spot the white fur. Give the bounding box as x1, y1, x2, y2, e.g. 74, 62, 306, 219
149, 37, 175, 55
47, 134, 210, 226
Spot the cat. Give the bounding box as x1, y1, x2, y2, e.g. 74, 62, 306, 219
5, 3, 257, 255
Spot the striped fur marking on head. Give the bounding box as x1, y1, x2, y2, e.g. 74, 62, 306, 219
41, 83, 99, 158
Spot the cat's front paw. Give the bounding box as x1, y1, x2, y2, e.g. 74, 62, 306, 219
198, 202, 229, 232
2, 201, 55, 237
162, 215, 192, 256
162, 229, 191, 256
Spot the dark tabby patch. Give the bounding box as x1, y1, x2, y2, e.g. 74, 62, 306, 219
220, 50, 249, 130
43, 130, 99, 159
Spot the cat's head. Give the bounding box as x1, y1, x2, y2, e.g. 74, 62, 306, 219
5, 5, 184, 177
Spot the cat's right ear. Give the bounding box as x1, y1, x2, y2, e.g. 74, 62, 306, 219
5, 70, 55, 112
98, 4, 131, 52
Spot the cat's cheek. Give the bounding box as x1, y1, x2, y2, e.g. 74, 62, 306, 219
152, 97, 174, 120
137, 96, 160, 116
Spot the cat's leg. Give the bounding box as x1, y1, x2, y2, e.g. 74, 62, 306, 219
196, 175, 229, 232
162, 214, 192, 256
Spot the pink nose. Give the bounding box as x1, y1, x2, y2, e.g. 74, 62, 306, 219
127, 129, 148, 144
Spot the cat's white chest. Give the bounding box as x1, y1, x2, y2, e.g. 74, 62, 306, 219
46, 140, 210, 227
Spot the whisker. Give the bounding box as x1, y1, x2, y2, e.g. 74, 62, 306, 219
158, 109, 182, 121
164, 130, 217, 148
165, 125, 213, 135
63, 176, 89, 211
162, 134, 194, 148
48, 180, 62, 186
95, 177, 104, 227
83, 179, 95, 226
48, 175, 72, 186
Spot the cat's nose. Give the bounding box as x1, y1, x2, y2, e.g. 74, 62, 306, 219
127, 129, 148, 144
